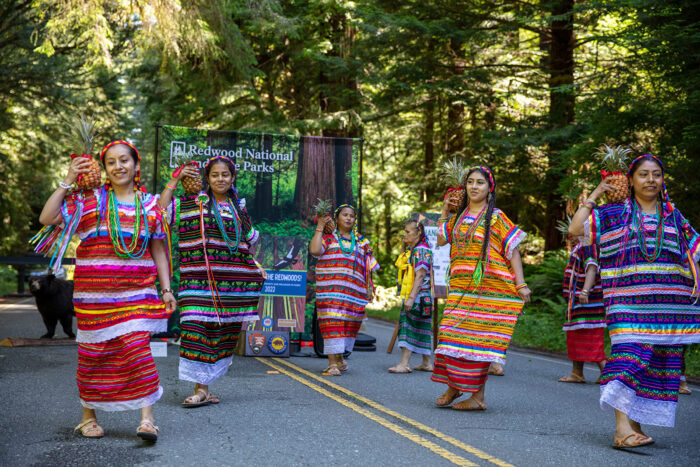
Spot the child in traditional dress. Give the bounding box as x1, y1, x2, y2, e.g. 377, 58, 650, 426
39, 141, 176, 441
389, 219, 434, 373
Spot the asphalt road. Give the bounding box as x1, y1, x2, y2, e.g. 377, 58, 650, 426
1, 298, 699, 466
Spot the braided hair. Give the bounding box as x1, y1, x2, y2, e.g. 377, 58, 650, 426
456, 166, 497, 270
202, 157, 252, 238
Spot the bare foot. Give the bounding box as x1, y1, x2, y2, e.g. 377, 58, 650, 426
388, 364, 412, 373
488, 363, 504, 376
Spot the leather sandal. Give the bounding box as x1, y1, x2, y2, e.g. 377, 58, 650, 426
436, 390, 462, 407
452, 398, 486, 411
136, 419, 159, 442
612, 432, 654, 449
323, 364, 341, 376
182, 388, 216, 408
74, 418, 104, 438
558, 374, 586, 383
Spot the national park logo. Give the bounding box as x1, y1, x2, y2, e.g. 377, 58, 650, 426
248, 332, 266, 354
268, 334, 288, 355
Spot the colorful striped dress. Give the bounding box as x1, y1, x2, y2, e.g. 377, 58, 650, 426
431, 209, 526, 393
561, 243, 606, 362
314, 232, 380, 355
65, 188, 169, 411
585, 200, 700, 426
397, 241, 433, 355
170, 193, 264, 384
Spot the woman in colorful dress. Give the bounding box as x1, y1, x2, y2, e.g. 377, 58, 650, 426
559, 239, 606, 383
39, 141, 176, 441
432, 165, 530, 410
569, 154, 700, 448
159, 156, 265, 407
389, 219, 434, 373
309, 204, 380, 376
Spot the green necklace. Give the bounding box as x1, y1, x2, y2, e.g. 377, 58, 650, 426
633, 200, 664, 262
335, 231, 356, 256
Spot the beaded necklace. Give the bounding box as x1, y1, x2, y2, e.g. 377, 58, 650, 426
632, 200, 664, 262
106, 188, 150, 259
211, 195, 241, 254
335, 230, 356, 256
450, 205, 488, 286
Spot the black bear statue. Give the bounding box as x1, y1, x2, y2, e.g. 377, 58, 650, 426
28, 273, 75, 339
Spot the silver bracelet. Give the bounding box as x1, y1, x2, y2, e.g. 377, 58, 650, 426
59, 181, 72, 190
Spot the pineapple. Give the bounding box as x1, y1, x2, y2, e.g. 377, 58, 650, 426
71, 114, 101, 190
441, 157, 468, 212
555, 215, 572, 239
597, 145, 632, 204
312, 198, 335, 234
181, 162, 203, 194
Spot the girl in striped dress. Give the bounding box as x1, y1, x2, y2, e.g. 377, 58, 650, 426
39, 141, 176, 441
559, 241, 606, 383
569, 154, 700, 448
309, 204, 380, 376
389, 220, 434, 373
160, 156, 265, 407
433, 166, 530, 410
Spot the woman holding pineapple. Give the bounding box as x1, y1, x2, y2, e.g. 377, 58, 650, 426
159, 155, 265, 407
39, 141, 176, 441
309, 204, 380, 375
569, 154, 700, 449
433, 165, 530, 410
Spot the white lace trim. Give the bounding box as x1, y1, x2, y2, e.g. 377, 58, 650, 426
180, 314, 259, 324
179, 356, 233, 384
600, 379, 677, 427
80, 386, 163, 412
397, 342, 432, 355
77, 319, 167, 344
323, 337, 356, 354
434, 348, 505, 365
504, 229, 527, 261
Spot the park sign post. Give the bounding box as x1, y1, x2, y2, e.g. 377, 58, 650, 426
154, 124, 362, 342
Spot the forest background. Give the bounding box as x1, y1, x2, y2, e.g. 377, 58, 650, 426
2, 0, 700, 371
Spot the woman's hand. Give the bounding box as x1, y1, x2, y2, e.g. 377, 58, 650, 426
441, 195, 459, 216
178, 164, 199, 181
259, 267, 268, 280
316, 214, 332, 231
162, 291, 177, 312
578, 291, 589, 304
66, 157, 93, 185
367, 287, 374, 302
518, 286, 531, 303
404, 296, 415, 311
589, 180, 614, 203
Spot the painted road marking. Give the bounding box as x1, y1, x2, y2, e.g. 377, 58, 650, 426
274, 358, 515, 467
255, 357, 478, 467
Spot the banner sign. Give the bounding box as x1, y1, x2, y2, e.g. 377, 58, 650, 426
413, 213, 450, 298
155, 125, 361, 336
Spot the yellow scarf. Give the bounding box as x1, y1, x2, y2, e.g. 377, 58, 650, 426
395, 250, 414, 300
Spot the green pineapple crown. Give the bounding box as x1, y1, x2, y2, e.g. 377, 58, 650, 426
442, 156, 469, 187
313, 198, 333, 217
597, 145, 632, 171
72, 114, 98, 155
556, 215, 572, 239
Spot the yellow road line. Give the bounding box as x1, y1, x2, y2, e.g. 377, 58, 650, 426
255, 357, 477, 467
274, 358, 515, 467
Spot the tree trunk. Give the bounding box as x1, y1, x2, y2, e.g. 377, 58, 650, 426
422, 98, 435, 203
543, 0, 575, 250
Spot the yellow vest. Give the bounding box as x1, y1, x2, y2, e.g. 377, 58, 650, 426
395, 250, 415, 300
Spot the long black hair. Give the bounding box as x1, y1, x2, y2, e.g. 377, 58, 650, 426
456, 166, 497, 269
202, 158, 252, 238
